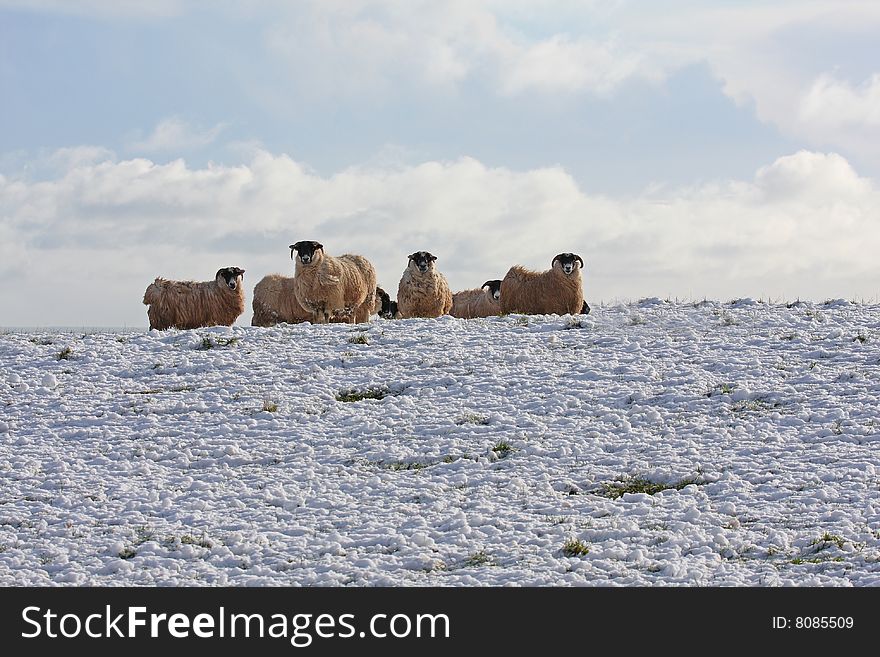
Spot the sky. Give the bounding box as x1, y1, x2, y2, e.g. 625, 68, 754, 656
1, 0, 879, 326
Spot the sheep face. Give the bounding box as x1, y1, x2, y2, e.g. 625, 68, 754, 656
290, 240, 324, 265
408, 251, 437, 274
552, 253, 584, 276
216, 267, 245, 291
482, 279, 502, 301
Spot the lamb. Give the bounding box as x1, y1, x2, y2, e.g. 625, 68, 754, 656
143, 266, 246, 330
251, 274, 311, 326
396, 251, 453, 319
289, 240, 377, 324
499, 253, 585, 315
450, 279, 502, 319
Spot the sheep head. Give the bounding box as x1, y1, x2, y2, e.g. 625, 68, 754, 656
216, 267, 245, 291
482, 279, 502, 300
552, 253, 584, 276
408, 251, 437, 274
290, 240, 324, 265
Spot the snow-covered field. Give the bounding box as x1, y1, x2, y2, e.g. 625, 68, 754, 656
2, 299, 879, 586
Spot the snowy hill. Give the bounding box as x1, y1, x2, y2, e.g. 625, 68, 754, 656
1, 300, 879, 585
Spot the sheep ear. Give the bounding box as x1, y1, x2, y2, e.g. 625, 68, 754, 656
481, 281, 492, 289
407, 253, 417, 260
430, 254, 437, 262
289, 244, 297, 259
313, 242, 323, 251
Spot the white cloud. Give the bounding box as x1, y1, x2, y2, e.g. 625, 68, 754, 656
799, 73, 880, 127
1, 147, 878, 326
257, 1, 880, 159
128, 117, 226, 153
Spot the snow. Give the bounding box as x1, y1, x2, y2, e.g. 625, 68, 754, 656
1, 299, 879, 586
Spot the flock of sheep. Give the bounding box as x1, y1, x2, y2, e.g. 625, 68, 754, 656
142, 242, 589, 330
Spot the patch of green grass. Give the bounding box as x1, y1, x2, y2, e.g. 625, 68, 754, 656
790, 556, 845, 565
598, 475, 701, 499
456, 412, 490, 426
57, 347, 72, 360
562, 538, 590, 557
730, 398, 780, 413
180, 534, 214, 549
348, 333, 369, 345
492, 441, 514, 458
707, 383, 735, 397
118, 547, 137, 559
199, 336, 238, 350
463, 550, 493, 567
262, 400, 278, 413
810, 532, 846, 551
386, 461, 431, 471
336, 386, 393, 402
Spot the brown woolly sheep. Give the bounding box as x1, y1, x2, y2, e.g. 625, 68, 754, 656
396, 251, 453, 319
450, 280, 502, 319
143, 267, 246, 330
500, 253, 584, 315
290, 241, 377, 324
251, 274, 311, 326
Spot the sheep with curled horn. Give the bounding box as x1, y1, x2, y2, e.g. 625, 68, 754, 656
289, 240, 377, 324
499, 253, 585, 316
396, 251, 453, 319
450, 279, 502, 319
143, 266, 246, 330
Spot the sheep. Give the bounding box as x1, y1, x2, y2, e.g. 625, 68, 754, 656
143, 266, 246, 330
251, 274, 311, 326
289, 240, 377, 324
374, 286, 399, 319
396, 251, 453, 319
581, 301, 591, 314
499, 253, 584, 315
450, 279, 502, 319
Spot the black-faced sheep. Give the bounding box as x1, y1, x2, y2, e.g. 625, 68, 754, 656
290, 240, 377, 324
374, 286, 399, 319
143, 266, 246, 330
396, 251, 453, 319
450, 279, 502, 319
251, 274, 311, 326
499, 253, 584, 315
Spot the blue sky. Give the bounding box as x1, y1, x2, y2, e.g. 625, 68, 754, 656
1, 1, 879, 325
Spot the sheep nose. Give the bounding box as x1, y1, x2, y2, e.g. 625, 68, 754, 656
301, 255, 311, 263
